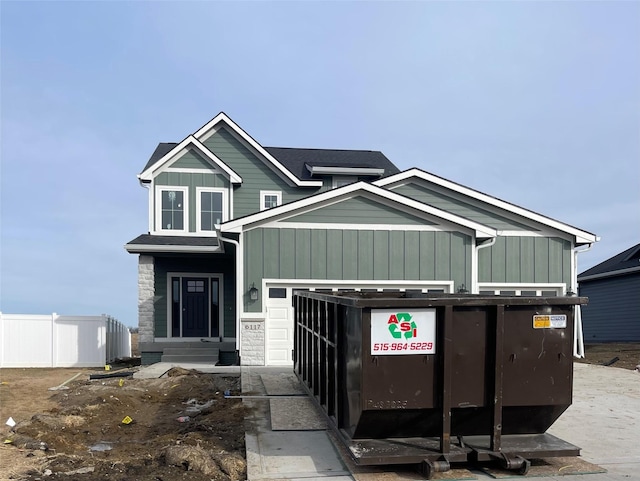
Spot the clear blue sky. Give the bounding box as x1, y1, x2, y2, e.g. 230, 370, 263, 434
1, 1, 639, 327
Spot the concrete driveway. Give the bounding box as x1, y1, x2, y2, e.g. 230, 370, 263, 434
544, 363, 640, 480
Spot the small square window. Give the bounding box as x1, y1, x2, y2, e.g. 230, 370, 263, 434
260, 191, 282, 211
187, 280, 205, 293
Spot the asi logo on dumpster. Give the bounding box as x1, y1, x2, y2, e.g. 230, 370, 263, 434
370, 308, 436, 355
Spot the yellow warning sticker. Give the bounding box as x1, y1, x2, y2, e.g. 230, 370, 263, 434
533, 315, 567, 329
122, 416, 133, 425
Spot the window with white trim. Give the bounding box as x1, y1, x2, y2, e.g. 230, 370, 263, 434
157, 187, 188, 232
260, 190, 282, 211
197, 188, 226, 231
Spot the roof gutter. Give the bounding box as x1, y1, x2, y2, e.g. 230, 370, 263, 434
220, 235, 243, 354
124, 244, 222, 254
572, 242, 594, 359
306, 165, 385, 177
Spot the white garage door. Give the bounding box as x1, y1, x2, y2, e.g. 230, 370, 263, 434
264, 282, 452, 367
265, 287, 294, 366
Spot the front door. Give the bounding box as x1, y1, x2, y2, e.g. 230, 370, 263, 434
182, 278, 209, 337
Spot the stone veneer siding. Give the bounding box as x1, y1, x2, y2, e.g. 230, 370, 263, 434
240, 319, 265, 365
138, 255, 155, 344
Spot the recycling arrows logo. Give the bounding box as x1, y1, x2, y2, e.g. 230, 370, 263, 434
387, 312, 418, 339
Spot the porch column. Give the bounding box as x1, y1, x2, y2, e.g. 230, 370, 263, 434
138, 255, 155, 344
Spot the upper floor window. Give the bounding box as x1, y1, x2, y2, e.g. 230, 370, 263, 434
260, 190, 282, 211
158, 187, 188, 233
197, 187, 226, 232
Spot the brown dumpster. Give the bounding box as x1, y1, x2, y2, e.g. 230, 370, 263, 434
292, 291, 587, 478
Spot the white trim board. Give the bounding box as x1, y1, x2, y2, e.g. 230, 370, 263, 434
374, 168, 597, 245
260, 222, 470, 232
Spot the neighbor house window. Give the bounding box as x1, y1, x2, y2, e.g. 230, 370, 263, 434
157, 187, 187, 232
260, 191, 282, 211
196, 188, 226, 232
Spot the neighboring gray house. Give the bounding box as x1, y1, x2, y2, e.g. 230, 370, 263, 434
578, 243, 640, 342
126, 112, 598, 366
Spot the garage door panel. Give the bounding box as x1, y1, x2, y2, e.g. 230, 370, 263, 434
269, 349, 290, 362
267, 307, 289, 319
268, 328, 289, 341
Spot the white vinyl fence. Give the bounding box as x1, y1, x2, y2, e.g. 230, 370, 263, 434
0, 313, 131, 368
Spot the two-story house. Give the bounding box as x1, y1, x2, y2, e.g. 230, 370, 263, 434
125, 112, 598, 366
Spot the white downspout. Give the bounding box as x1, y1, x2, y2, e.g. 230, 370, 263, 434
220, 234, 242, 354
572, 243, 594, 359
473, 237, 497, 293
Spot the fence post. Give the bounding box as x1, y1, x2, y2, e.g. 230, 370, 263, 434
0, 312, 3, 367
51, 312, 57, 368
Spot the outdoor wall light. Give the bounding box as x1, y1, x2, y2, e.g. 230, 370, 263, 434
249, 283, 259, 301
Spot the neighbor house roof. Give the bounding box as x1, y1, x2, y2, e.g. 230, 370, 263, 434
578, 243, 640, 282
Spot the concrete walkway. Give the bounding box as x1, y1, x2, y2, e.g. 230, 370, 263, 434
134, 362, 640, 480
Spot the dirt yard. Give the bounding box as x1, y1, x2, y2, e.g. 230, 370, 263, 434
0, 343, 638, 481
0, 366, 248, 481
576, 342, 640, 370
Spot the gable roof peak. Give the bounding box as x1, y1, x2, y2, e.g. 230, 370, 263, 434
375, 167, 597, 245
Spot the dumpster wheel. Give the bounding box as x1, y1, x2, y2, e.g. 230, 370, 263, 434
498, 453, 531, 476
420, 457, 450, 479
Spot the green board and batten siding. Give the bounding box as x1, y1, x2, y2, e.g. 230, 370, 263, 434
170, 148, 217, 170
287, 196, 437, 225
156, 171, 229, 233
478, 236, 572, 285
203, 127, 318, 217
244, 227, 472, 312
390, 182, 534, 231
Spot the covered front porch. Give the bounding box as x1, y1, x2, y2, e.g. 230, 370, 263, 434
126, 235, 239, 365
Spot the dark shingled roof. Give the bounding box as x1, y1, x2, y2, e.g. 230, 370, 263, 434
126, 234, 219, 249
578, 243, 640, 280
263, 147, 400, 181
141, 143, 399, 180
142, 143, 178, 173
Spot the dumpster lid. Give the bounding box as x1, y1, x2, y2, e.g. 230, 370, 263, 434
291, 290, 588, 308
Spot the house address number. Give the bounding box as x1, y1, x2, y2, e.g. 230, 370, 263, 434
243, 322, 263, 330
